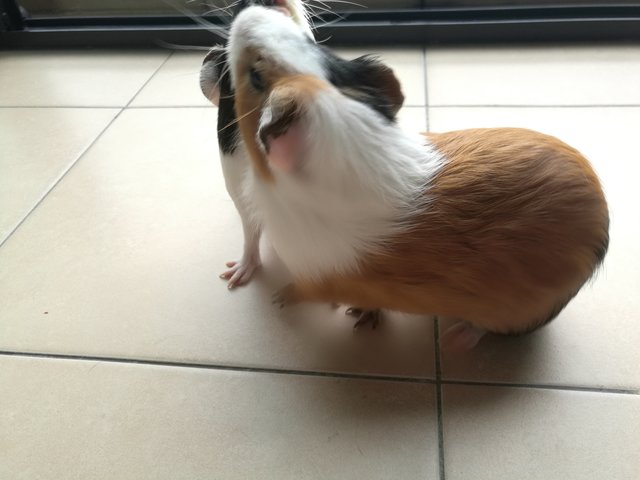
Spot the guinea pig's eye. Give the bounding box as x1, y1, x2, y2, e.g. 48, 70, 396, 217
249, 67, 265, 92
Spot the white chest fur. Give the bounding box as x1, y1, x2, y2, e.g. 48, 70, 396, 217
248, 92, 445, 281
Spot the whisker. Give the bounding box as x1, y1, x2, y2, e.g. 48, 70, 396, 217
311, 12, 348, 30
304, 3, 346, 28
161, 0, 230, 39
312, 0, 366, 9
219, 105, 259, 133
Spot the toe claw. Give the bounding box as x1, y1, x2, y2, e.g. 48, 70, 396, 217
347, 308, 382, 330
220, 257, 260, 288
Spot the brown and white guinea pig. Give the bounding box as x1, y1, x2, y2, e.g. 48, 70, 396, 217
199, 0, 313, 289
227, 6, 610, 350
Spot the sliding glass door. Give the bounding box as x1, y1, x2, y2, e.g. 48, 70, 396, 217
2, 1, 640, 47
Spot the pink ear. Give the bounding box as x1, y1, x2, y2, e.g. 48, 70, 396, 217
266, 122, 305, 173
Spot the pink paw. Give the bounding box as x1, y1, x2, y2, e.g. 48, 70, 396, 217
219, 258, 260, 289
440, 321, 487, 352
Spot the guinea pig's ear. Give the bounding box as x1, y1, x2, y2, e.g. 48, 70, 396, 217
199, 46, 226, 106
323, 47, 404, 119
350, 55, 405, 118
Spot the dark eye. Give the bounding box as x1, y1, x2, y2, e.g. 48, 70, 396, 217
249, 67, 265, 92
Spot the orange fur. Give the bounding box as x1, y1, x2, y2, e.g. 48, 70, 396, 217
283, 128, 609, 334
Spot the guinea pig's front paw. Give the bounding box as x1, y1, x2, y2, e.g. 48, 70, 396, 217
271, 284, 301, 309
346, 308, 383, 330
220, 257, 261, 290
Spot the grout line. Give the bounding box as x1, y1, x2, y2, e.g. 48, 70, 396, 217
0, 52, 175, 250
123, 51, 174, 108
0, 350, 437, 385
434, 318, 443, 380
434, 317, 446, 480
0, 349, 637, 395
0, 110, 123, 250
442, 379, 638, 396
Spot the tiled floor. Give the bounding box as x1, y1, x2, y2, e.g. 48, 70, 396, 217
1, 45, 639, 479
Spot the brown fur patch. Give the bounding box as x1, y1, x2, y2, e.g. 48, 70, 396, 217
368, 64, 404, 117
287, 128, 609, 334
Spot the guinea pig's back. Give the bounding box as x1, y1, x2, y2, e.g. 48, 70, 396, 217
425, 127, 609, 269
367, 128, 609, 333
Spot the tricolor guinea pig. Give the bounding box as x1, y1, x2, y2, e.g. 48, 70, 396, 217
199, 0, 313, 289
228, 6, 610, 350
199, 1, 404, 296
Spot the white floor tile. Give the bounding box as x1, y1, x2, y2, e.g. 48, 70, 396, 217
0, 355, 438, 480
131, 52, 212, 107
0, 108, 119, 242
427, 46, 640, 106
398, 106, 428, 132
0, 51, 169, 107
443, 385, 640, 480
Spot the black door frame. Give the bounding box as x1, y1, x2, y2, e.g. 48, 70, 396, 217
1, 2, 640, 48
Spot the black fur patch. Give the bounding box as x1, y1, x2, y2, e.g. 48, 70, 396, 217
321, 47, 403, 122
215, 50, 241, 155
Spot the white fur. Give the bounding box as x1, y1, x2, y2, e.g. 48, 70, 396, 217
249, 90, 445, 280
228, 7, 326, 88
231, 5, 445, 281
285, 0, 314, 39
221, 144, 262, 273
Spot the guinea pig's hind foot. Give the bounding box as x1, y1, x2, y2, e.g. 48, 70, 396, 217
271, 283, 302, 309
219, 256, 261, 290
346, 308, 382, 330
440, 320, 487, 352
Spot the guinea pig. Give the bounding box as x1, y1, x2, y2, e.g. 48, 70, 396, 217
199, 0, 313, 289
200, 1, 406, 302
227, 6, 610, 350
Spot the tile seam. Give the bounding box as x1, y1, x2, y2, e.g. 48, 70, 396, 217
0, 107, 125, 249
0, 350, 636, 395
434, 318, 446, 480
0, 51, 175, 250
